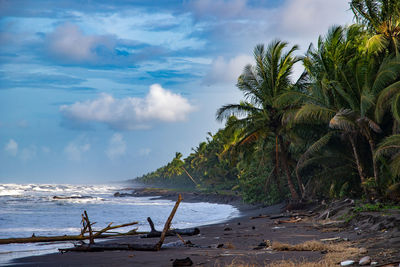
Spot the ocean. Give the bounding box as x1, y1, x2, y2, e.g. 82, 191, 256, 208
0, 183, 239, 265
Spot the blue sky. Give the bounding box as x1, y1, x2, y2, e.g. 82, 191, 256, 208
0, 0, 353, 184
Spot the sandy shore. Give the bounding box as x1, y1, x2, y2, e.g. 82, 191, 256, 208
7, 189, 400, 266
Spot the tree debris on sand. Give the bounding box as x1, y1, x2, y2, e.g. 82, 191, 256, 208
0, 211, 139, 245
60, 194, 184, 252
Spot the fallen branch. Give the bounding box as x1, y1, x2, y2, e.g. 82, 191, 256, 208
84, 211, 94, 244
155, 194, 183, 250
274, 217, 302, 224
142, 217, 199, 238
270, 214, 290, 219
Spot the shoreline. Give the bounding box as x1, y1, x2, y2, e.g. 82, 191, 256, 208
114, 187, 262, 214
8, 188, 400, 266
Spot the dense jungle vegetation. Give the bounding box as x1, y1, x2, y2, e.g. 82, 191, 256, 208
133, 0, 400, 204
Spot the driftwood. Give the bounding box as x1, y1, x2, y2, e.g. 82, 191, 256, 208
0, 216, 139, 245
155, 194, 182, 250
274, 217, 302, 224
60, 194, 183, 253
250, 214, 270, 220
270, 214, 291, 220
142, 217, 199, 238
317, 199, 354, 220
59, 243, 159, 253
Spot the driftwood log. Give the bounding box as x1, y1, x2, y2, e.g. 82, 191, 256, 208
60, 194, 183, 253
0, 220, 139, 245
59, 243, 159, 252
142, 217, 199, 238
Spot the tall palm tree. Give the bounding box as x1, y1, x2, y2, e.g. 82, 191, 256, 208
216, 40, 302, 200
288, 25, 400, 195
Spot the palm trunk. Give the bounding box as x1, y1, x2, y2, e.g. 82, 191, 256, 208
273, 142, 283, 195
181, 167, 198, 186
296, 168, 306, 198
278, 136, 299, 200
348, 136, 370, 198
393, 120, 399, 134
367, 137, 379, 185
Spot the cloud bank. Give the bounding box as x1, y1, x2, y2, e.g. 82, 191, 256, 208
60, 84, 195, 130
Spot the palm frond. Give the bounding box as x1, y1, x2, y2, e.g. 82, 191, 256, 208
375, 80, 400, 122
367, 34, 389, 53
294, 104, 336, 124
392, 93, 400, 122
296, 131, 336, 171
329, 109, 358, 132
389, 153, 400, 176
375, 134, 400, 158
216, 102, 261, 122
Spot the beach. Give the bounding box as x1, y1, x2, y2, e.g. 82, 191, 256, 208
7, 188, 400, 266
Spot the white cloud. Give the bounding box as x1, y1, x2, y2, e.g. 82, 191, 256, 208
64, 141, 90, 161
280, 0, 353, 38
20, 145, 37, 161
46, 23, 115, 63
106, 133, 126, 159
60, 84, 196, 130
4, 139, 18, 156
203, 54, 252, 85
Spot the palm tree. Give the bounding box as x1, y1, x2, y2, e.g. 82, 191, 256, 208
350, 0, 400, 54
166, 152, 198, 185
375, 134, 400, 177
216, 40, 302, 200
288, 25, 400, 196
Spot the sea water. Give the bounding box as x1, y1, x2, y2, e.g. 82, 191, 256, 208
0, 183, 239, 265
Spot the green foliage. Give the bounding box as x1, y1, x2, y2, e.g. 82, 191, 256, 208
134, 1, 400, 204
353, 202, 400, 212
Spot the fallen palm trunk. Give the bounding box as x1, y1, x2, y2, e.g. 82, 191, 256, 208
60, 194, 183, 253
142, 217, 199, 238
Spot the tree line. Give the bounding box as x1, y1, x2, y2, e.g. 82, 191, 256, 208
134, 0, 400, 204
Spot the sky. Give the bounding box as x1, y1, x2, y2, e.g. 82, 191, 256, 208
0, 0, 354, 184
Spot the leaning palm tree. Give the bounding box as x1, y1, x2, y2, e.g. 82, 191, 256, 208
216, 40, 302, 200
165, 152, 198, 185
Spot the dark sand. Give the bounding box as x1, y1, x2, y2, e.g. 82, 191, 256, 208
7, 189, 400, 266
